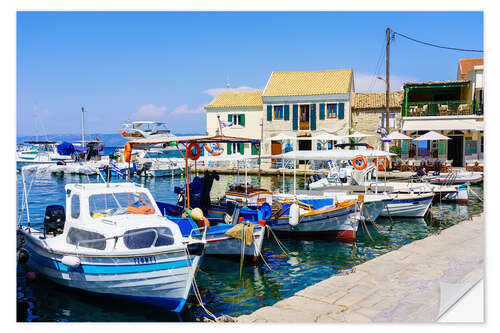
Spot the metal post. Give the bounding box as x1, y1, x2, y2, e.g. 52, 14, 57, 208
81, 107, 85, 147
385, 27, 391, 136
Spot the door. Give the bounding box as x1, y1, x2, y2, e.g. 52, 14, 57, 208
271, 141, 282, 167
299, 105, 310, 130
298, 138, 312, 165
447, 136, 464, 167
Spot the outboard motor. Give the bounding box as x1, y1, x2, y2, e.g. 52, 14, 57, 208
44, 205, 65, 235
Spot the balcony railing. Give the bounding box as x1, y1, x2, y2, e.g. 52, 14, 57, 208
403, 100, 481, 117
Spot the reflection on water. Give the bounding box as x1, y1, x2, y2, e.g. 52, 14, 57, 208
16, 173, 483, 322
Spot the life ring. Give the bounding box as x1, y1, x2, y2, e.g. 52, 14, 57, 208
124, 142, 132, 162
352, 155, 368, 170
376, 156, 390, 171
187, 143, 201, 161
204, 143, 223, 156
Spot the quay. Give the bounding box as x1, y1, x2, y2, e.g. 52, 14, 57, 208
236, 214, 484, 323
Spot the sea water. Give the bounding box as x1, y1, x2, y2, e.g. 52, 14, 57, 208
16, 172, 484, 322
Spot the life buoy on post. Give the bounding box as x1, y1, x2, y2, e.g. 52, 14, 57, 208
352, 155, 368, 170
124, 142, 132, 163
187, 143, 201, 161
204, 143, 222, 156
376, 156, 390, 171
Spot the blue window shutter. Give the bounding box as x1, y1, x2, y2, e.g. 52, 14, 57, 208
311, 104, 317, 130
240, 114, 245, 126
319, 103, 325, 120
228, 114, 233, 122
267, 105, 272, 121
239, 143, 244, 154
292, 105, 298, 130
227, 143, 231, 155
284, 105, 290, 120
251, 143, 258, 155
338, 103, 345, 120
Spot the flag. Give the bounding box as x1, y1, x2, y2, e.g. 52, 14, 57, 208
110, 160, 124, 178
220, 120, 233, 128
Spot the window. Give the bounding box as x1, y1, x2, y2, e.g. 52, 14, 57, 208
273, 105, 283, 120
71, 195, 80, 219
123, 227, 174, 249
327, 104, 337, 119
67, 227, 106, 250
230, 114, 245, 126
481, 136, 484, 153
381, 113, 396, 128
88, 192, 156, 218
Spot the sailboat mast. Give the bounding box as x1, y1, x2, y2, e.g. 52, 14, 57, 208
81, 107, 85, 147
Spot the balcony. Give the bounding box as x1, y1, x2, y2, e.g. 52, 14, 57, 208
403, 100, 481, 117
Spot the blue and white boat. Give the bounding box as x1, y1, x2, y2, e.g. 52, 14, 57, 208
380, 192, 435, 218
17, 182, 205, 312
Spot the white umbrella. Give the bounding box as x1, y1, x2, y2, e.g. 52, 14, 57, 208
311, 132, 343, 141
384, 131, 413, 140
413, 131, 450, 141
346, 131, 373, 138
265, 133, 296, 141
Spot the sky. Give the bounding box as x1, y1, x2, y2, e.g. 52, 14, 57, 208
16, 11, 483, 136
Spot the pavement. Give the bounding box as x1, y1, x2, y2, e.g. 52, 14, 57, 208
236, 213, 484, 323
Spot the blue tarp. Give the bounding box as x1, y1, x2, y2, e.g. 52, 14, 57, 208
56, 142, 75, 156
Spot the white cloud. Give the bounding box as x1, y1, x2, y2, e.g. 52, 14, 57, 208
130, 104, 167, 120
203, 86, 260, 97
354, 72, 419, 93
169, 104, 205, 117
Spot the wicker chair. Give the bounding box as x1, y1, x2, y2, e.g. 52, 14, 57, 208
400, 159, 409, 172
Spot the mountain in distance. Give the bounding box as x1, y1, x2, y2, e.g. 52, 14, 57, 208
16, 132, 204, 147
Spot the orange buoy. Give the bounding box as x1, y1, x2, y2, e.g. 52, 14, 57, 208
352, 155, 368, 170
376, 156, 390, 171
187, 143, 201, 161
124, 142, 132, 162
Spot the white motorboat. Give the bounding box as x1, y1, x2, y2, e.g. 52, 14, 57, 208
120, 121, 176, 141
380, 192, 435, 218
17, 181, 206, 312
16, 141, 73, 169
425, 171, 483, 185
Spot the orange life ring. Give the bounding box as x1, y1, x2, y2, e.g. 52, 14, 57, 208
352, 155, 368, 170
376, 156, 390, 171
124, 142, 132, 162
187, 143, 201, 161
204, 143, 223, 156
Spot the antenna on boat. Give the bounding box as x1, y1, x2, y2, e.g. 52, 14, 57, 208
81, 107, 85, 147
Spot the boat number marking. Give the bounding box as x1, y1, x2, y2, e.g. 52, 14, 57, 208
133, 256, 157, 264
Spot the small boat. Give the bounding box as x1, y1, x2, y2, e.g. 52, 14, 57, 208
16, 141, 73, 169
120, 121, 176, 141
425, 171, 483, 185
17, 182, 205, 312
380, 192, 434, 218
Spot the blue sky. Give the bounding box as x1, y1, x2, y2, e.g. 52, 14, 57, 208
16, 11, 483, 136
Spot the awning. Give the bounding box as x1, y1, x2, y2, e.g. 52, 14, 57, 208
402, 119, 483, 131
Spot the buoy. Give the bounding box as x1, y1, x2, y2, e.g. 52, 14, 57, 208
289, 203, 300, 226
191, 207, 204, 222
17, 249, 29, 265
124, 142, 132, 163
62, 256, 81, 268
26, 271, 36, 282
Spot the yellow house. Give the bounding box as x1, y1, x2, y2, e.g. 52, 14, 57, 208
204, 90, 263, 156
262, 69, 355, 158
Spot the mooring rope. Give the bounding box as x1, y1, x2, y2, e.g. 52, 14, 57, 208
266, 225, 290, 257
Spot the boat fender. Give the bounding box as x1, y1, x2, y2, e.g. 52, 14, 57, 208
289, 203, 300, 226
17, 248, 29, 264
124, 142, 132, 163
259, 202, 272, 220
62, 255, 81, 268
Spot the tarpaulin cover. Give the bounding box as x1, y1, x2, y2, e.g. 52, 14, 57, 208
57, 142, 75, 156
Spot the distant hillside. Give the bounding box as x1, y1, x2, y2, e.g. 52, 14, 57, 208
16, 132, 204, 147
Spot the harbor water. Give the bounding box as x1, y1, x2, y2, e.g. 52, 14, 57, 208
16, 172, 484, 322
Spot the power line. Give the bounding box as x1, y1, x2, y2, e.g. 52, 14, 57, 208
392, 30, 483, 53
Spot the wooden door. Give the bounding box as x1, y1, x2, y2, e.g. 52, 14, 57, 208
299, 105, 310, 130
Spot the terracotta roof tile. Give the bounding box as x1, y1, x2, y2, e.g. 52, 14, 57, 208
458, 58, 483, 76
205, 91, 263, 109
353, 91, 403, 110
263, 69, 353, 97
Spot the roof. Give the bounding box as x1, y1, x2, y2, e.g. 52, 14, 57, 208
403, 80, 470, 88
263, 69, 353, 97
458, 58, 483, 76
353, 91, 404, 110
205, 91, 263, 109
402, 119, 483, 132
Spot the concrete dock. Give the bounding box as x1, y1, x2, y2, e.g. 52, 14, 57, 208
237, 214, 484, 323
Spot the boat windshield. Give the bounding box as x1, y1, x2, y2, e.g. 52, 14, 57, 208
89, 192, 156, 218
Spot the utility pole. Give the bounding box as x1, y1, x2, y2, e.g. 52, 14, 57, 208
385, 27, 390, 134
81, 107, 85, 147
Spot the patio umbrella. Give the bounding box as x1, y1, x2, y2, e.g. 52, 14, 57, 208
413, 131, 450, 141
384, 131, 413, 140
265, 133, 296, 141
345, 131, 373, 139
311, 132, 343, 142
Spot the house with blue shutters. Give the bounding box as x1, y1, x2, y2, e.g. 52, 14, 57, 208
261, 69, 355, 158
